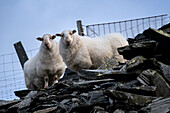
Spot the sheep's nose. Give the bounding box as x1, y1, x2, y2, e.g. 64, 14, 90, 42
66, 41, 70, 46
45, 41, 50, 48
45, 41, 49, 45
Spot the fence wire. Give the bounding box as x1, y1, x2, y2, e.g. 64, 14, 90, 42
86, 14, 169, 38
0, 48, 38, 100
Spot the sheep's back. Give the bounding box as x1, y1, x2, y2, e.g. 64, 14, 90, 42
81, 33, 128, 68
82, 37, 114, 68
105, 33, 129, 48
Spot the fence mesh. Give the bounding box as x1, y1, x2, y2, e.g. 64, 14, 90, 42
85, 14, 169, 38
0, 48, 38, 100
0, 14, 169, 100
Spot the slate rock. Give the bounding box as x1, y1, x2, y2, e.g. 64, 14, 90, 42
113, 109, 125, 113
14, 90, 31, 99
140, 97, 170, 113
117, 83, 156, 96
97, 58, 120, 70
158, 23, 170, 34
149, 69, 170, 97
104, 90, 156, 107
138, 69, 170, 97
81, 56, 160, 82
33, 106, 58, 113
127, 34, 147, 44
0, 100, 21, 113
126, 56, 159, 74
118, 40, 158, 60
158, 62, 170, 84
143, 27, 170, 52
134, 34, 146, 41
59, 68, 79, 82
90, 106, 106, 113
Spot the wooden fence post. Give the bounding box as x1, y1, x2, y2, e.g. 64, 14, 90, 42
14, 41, 28, 69
77, 20, 84, 36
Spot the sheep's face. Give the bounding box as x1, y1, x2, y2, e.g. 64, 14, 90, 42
37, 34, 56, 50
56, 30, 76, 47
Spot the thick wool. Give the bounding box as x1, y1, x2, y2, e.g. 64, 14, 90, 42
24, 34, 65, 90
59, 30, 128, 73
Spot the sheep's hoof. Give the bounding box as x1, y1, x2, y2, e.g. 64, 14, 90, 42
44, 86, 48, 89
124, 59, 129, 63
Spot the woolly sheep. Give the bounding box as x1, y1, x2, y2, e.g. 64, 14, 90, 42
56, 30, 128, 73
24, 34, 65, 90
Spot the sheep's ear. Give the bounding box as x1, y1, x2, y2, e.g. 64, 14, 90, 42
37, 37, 43, 41
72, 30, 76, 34
51, 35, 56, 39
56, 34, 62, 37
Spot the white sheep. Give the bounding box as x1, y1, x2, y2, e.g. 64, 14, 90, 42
24, 34, 66, 90
56, 30, 128, 73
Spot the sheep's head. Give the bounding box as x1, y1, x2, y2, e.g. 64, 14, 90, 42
56, 30, 76, 47
37, 34, 56, 50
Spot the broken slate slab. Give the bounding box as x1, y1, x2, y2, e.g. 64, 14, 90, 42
97, 58, 120, 70
134, 34, 147, 41
116, 83, 156, 96
138, 69, 170, 97
143, 27, 170, 52
149, 69, 170, 98
158, 23, 170, 34
118, 40, 158, 59
14, 89, 31, 99
59, 68, 79, 83
126, 56, 159, 74
69, 91, 109, 113
158, 62, 170, 84
104, 90, 156, 107
33, 106, 58, 113
140, 97, 170, 113
0, 100, 21, 113
73, 79, 115, 85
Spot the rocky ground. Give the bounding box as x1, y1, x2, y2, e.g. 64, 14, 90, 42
1, 23, 170, 113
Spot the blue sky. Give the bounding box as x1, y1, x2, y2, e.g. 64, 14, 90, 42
0, 0, 170, 55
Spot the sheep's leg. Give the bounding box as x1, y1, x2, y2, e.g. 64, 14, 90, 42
115, 55, 126, 63
53, 75, 58, 85
114, 50, 127, 63
44, 76, 49, 88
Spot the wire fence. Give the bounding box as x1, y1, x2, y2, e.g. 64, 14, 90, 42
0, 48, 38, 100
85, 14, 169, 38
0, 14, 170, 100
